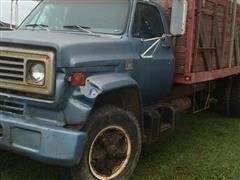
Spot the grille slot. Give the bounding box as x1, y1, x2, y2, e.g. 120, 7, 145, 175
0, 56, 24, 83
0, 100, 24, 115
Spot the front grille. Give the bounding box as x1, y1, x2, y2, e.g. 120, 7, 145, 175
0, 100, 24, 115
0, 47, 55, 95
0, 56, 25, 83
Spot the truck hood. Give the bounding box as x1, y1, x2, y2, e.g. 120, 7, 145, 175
0, 30, 133, 67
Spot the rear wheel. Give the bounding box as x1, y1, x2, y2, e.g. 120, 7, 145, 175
230, 76, 240, 117
69, 106, 142, 180
215, 78, 233, 116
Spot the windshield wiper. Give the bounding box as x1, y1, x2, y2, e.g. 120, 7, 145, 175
63, 25, 93, 34
25, 24, 49, 31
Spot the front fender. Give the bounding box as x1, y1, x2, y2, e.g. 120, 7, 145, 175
80, 73, 138, 99
64, 73, 138, 124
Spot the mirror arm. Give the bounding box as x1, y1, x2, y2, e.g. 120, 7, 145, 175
140, 34, 173, 59
141, 38, 161, 58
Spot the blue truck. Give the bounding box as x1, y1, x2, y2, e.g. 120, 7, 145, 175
1, 0, 240, 179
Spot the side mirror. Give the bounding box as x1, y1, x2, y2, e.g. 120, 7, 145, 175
170, 0, 188, 36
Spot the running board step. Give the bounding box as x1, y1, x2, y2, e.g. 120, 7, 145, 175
144, 104, 176, 144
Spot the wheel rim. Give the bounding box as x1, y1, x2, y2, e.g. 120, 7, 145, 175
89, 125, 131, 180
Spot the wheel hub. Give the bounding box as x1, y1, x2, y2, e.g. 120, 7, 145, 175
89, 125, 131, 179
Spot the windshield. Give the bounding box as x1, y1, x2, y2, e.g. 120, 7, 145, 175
19, 0, 130, 35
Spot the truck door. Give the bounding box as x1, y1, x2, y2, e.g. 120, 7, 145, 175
131, 2, 175, 104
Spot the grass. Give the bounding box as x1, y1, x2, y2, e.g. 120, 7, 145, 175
1, 111, 240, 180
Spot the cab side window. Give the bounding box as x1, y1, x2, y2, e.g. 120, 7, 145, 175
133, 3, 164, 39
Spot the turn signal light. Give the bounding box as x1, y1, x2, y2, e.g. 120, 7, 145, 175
70, 73, 86, 87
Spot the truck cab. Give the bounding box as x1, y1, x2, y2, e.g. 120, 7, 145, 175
0, 0, 187, 179
130, 1, 175, 103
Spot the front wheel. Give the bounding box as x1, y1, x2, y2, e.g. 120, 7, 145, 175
69, 106, 142, 180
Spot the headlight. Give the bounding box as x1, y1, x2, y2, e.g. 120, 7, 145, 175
28, 62, 45, 86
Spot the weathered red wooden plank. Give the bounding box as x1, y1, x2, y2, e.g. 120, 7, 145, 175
235, 25, 240, 65
157, 0, 240, 84
176, 66, 240, 84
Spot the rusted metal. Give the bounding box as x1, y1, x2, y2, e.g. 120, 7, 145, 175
221, 2, 229, 68
160, 0, 240, 85
234, 25, 240, 65
184, 0, 196, 77
193, 0, 203, 72
170, 97, 192, 112
193, 83, 211, 113
214, 23, 223, 69
229, 0, 237, 67
210, 2, 218, 69
199, 27, 212, 71
176, 66, 240, 84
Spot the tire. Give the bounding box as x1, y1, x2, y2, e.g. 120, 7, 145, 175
68, 106, 142, 180
230, 76, 240, 116
215, 78, 233, 116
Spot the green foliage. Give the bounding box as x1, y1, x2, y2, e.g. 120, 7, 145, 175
132, 112, 240, 180
1, 111, 240, 180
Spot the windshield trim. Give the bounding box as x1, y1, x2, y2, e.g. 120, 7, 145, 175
19, 0, 131, 36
